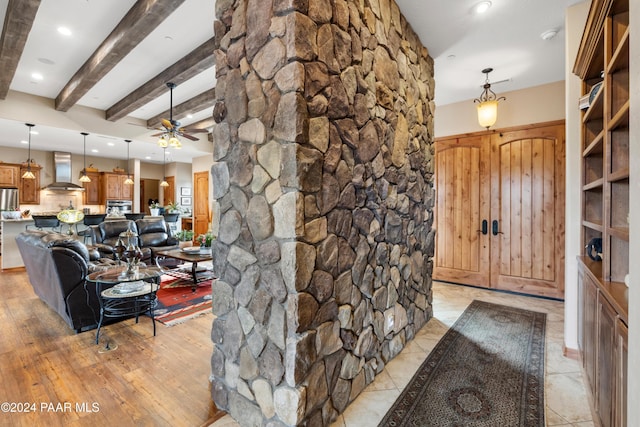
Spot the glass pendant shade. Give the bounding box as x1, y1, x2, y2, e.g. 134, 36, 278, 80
169, 136, 181, 149
124, 139, 134, 185
22, 169, 35, 179
157, 136, 168, 148
477, 100, 499, 129
473, 68, 505, 129
22, 123, 36, 180
79, 132, 91, 183
160, 146, 169, 187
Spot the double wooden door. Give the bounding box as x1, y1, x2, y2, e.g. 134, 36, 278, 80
434, 122, 565, 299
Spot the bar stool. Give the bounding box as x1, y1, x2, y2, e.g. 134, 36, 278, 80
77, 214, 107, 244
124, 213, 145, 221
27, 215, 61, 232
163, 213, 180, 236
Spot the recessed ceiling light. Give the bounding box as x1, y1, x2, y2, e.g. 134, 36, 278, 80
107, 142, 115, 146
540, 29, 558, 40
57, 27, 72, 36
145, 156, 151, 160
187, 114, 193, 119
38, 57, 55, 65
20, 140, 28, 145
447, 54, 456, 60
473, 1, 492, 14
164, 36, 173, 41
91, 149, 99, 153
31, 72, 43, 81
30, 130, 39, 135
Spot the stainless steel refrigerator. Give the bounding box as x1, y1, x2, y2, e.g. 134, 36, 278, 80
0, 187, 19, 211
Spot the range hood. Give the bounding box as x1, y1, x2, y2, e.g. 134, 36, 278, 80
44, 152, 85, 192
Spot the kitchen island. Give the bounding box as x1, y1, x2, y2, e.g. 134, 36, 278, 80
1, 218, 34, 270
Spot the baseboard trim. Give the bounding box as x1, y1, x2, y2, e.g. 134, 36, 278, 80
563, 345, 580, 360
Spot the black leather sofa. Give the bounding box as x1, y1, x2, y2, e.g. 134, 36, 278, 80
90, 218, 180, 265
15, 230, 118, 332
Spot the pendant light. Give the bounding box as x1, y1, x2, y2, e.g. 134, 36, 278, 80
22, 123, 36, 179
124, 139, 134, 185
79, 132, 91, 183
473, 68, 506, 129
160, 147, 169, 187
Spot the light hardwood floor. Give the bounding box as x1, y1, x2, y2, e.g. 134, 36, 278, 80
0, 267, 223, 427
1, 265, 593, 427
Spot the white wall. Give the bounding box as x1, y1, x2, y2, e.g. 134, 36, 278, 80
434, 80, 565, 137
564, 1, 590, 352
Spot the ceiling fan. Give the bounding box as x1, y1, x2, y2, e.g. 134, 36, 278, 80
152, 82, 208, 149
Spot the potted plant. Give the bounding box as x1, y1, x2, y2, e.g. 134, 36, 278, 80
196, 231, 215, 248
175, 229, 194, 242
165, 201, 181, 213
149, 202, 161, 216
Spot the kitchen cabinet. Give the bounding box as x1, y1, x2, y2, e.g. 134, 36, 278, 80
19, 164, 41, 204
82, 171, 100, 205
0, 163, 20, 187
99, 172, 133, 204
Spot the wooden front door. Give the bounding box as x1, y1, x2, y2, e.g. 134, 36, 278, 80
490, 124, 565, 298
434, 122, 565, 299
434, 135, 491, 287
193, 171, 210, 237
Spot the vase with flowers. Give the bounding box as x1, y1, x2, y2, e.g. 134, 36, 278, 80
196, 232, 214, 248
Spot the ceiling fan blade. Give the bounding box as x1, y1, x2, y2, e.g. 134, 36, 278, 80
179, 133, 199, 141
151, 131, 166, 137
179, 127, 209, 133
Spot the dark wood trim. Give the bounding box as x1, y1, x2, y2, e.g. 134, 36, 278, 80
106, 37, 216, 122
54, 0, 186, 112
147, 88, 216, 129
0, 0, 41, 99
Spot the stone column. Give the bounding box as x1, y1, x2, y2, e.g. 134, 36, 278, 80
210, 0, 435, 425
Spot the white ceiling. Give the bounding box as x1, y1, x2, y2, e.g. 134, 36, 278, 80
0, 0, 583, 163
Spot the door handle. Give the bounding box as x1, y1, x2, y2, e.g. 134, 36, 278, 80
492, 220, 503, 236
477, 219, 488, 235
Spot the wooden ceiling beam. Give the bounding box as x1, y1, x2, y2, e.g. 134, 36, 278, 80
185, 117, 215, 131
54, 0, 186, 112
0, 0, 41, 100
147, 88, 216, 129
106, 37, 216, 122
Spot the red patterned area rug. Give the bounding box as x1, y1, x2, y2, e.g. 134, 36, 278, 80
378, 300, 546, 427
155, 275, 213, 326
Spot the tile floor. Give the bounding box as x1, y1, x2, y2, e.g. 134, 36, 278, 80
209, 281, 594, 427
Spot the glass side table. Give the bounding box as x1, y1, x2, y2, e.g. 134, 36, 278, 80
86, 266, 162, 345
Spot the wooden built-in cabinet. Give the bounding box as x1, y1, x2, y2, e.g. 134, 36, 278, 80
99, 172, 133, 204
578, 259, 627, 427
0, 162, 41, 205
19, 164, 41, 204
574, 0, 629, 424
82, 171, 101, 205
0, 164, 20, 187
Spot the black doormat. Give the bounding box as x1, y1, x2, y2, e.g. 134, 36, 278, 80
378, 300, 546, 427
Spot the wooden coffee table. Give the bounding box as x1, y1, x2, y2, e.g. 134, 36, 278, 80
154, 247, 213, 292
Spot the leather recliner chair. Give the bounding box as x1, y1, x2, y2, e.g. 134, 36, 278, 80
15, 230, 118, 332
90, 218, 179, 262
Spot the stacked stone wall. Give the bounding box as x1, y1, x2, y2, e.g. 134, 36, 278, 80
210, 0, 436, 425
